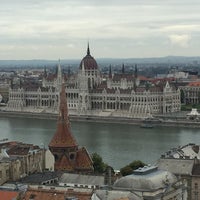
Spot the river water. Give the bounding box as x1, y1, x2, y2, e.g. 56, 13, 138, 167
0, 117, 200, 169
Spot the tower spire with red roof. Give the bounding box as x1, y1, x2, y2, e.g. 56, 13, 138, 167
48, 84, 93, 172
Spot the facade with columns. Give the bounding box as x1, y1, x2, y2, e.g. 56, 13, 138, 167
7, 63, 62, 112
180, 82, 200, 105
6, 45, 181, 118
64, 44, 181, 117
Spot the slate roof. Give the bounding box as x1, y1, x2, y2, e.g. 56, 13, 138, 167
157, 158, 194, 175
59, 173, 104, 186
94, 190, 142, 200
161, 144, 200, 159
20, 171, 59, 184
113, 167, 177, 191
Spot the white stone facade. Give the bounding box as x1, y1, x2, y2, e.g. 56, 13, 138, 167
6, 46, 181, 118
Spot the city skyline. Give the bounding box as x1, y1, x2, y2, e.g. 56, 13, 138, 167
0, 0, 200, 60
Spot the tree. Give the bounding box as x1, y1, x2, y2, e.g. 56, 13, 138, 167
120, 160, 146, 176
91, 153, 107, 174
129, 160, 146, 170
120, 166, 133, 176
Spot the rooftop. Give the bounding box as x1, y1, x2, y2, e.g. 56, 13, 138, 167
0, 190, 19, 200
160, 143, 200, 159
19, 171, 59, 185
113, 165, 177, 191
22, 186, 93, 200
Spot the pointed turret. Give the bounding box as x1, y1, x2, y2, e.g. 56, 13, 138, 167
122, 63, 125, 74
48, 84, 93, 172
109, 65, 112, 79
49, 84, 77, 148
44, 66, 47, 78
56, 59, 63, 90
134, 64, 138, 91
67, 66, 71, 76
87, 42, 90, 56
134, 64, 138, 79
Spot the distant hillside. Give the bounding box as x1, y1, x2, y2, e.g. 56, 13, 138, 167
0, 56, 200, 68
96, 56, 200, 65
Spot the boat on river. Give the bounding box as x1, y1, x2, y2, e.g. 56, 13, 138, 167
140, 123, 154, 128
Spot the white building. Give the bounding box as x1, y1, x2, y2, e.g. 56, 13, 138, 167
6, 44, 181, 118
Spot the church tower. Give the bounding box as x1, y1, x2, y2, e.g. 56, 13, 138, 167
49, 84, 94, 172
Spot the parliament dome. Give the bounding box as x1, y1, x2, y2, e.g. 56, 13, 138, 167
113, 166, 177, 191
79, 44, 98, 70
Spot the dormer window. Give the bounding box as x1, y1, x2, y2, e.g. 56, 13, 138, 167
69, 153, 75, 160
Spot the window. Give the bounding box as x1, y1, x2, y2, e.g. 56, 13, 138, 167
195, 183, 198, 190
6, 169, 9, 178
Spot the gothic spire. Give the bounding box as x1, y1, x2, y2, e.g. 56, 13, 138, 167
134, 64, 138, 79
58, 84, 70, 124
48, 83, 77, 148
109, 65, 112, 79
122, 63, 125, 74
44, 66, 47, 78
67, 66, 71, 76
134, 64, 138, 91
87, 42, 90, 56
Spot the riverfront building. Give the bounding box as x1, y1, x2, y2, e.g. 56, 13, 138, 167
6, 44, 181, 118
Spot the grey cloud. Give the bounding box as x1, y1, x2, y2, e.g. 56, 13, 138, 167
0, 0, 200, 59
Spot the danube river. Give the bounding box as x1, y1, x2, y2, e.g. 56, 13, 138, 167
0, 117, 200, 169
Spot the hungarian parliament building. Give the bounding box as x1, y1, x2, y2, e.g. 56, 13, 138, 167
7, 45, 181, 118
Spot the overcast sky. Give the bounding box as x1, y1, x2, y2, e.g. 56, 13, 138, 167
0, 0, 200, 59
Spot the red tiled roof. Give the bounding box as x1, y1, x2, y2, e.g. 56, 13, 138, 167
55, 155, 74, 171
76, 147, 93, 171
0, 191, 19, 200
150, 77, 175, 84
49, 85, 77, 148
138, 75, 149, 81
188, 81, 200, 87
8, 146, 30, 155
49, 122, 78, 148
23, 188, 92, 200
0, 141, 40, 156
49, 85, 93, 172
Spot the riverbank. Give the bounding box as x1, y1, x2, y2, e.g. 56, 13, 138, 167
0, 110, 200, 128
